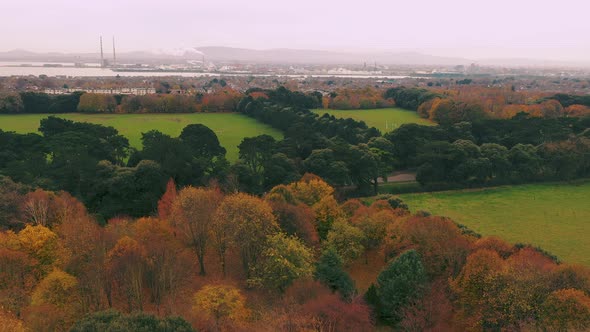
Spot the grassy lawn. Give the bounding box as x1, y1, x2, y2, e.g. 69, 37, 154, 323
398, 181, 590, 266
312, 107, 433, 133
0, 113, 283, 161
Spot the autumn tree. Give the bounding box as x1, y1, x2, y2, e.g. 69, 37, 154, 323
450, 249, 505, 330
394, 216, 472, 277
0, 243, 34, 315
133, 217, 194, 311
287, 174, 335, 207
0, 308, 25, 332
351, 212, 387, 263
325, 219, 365, 264
313, 196, 344, 240
214, 193, 279, 277
53, 198, 106, 313
171, 186, 223, 275
299, 293, 373, 332
541, 289, 590, 332
193, 284, 249, 331
31, 268, 79, 308
20, 189, 55, 227
16, 224, 61, 275
106, 236, 150, 312
157, 178, 177, 220
268, 200, 319, 247
77, 93, 117, 113
249, 233, 313, 292
27, 268, 80, 330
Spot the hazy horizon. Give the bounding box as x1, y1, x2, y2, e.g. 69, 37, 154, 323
2, 0, 589, 62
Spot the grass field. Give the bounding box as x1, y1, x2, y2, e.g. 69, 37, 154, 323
312, 107, 433, 133
398, 181, 590, 266
0, 113, 283, 161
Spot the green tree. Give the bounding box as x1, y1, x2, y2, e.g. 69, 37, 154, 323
375, 250, 428, 325
314, 248, 356, 300
179, 123, 226, 159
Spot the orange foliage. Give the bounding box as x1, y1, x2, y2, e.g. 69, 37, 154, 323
269, 201, 319, 247
473, 236, 515, 258
157, 178, 177, 220
391, 216, 472, 277
541, 289, 590, 331
299, 293, 373, 331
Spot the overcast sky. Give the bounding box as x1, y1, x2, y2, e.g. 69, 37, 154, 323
2, 0, 589, 61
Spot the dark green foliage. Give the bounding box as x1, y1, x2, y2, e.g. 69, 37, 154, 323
383, 87, 439, 111
314, 248, 356, 301
384, 124, 453, 168
0, 129, 48, 185
364, 283, 380, 315
179, 123, 226, 159
87, 160, 168, 220
0, 116, 227, 219
130, 128, 227, 187
16, 91, 83, 114
40, 116, 129, 165
547, 93, 590, 108
374, 249, 428, 325
470, 116, 578, 148
70, 309, 195, 332
0, 93, 23, 113
303, 149, 349, 186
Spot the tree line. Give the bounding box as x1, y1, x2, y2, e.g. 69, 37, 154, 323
2, 87, 590, 222
0, 87, 242, 114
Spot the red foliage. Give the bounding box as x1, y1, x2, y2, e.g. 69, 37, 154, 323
395, 216, 472, 277
341, 199, 365, 218
401, 279, 454, 332
299, 293, 373, 332
157, 178, 177, 220
473, 236, 515, 258
269, 201, 319, 247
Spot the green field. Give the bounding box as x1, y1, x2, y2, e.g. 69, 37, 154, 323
398, 181, 590, 266
312, 108, 433, 133
0, 113, 283, 161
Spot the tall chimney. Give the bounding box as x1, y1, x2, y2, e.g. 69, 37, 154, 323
100, 36, 104, 68
112, 36, 117, 66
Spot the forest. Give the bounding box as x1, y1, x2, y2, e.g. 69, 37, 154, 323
2, 174, 590, 331
1, 86, 590, 331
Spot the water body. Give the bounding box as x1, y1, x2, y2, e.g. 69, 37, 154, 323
0, 61, 412, 79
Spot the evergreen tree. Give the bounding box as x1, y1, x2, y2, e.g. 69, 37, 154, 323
375, 249, 428, 325
314, 248, 356, 300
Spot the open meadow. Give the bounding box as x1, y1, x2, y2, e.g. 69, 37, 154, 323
398, 181, 590, 266
312, 107, 433, 133
0, 113, 283, 161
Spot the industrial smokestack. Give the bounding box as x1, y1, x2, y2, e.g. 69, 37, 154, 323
100, 36, 104, 68
112, 36, 117, 66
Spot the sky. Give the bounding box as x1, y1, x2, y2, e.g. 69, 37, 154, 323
2, 0, 590, 61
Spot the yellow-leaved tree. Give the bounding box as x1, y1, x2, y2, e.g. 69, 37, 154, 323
193, 284, 249, 331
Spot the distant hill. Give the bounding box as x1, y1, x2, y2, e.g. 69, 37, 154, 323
0, 47, 470, 66
193, 46, 471, 66
1, 47, 588, 68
